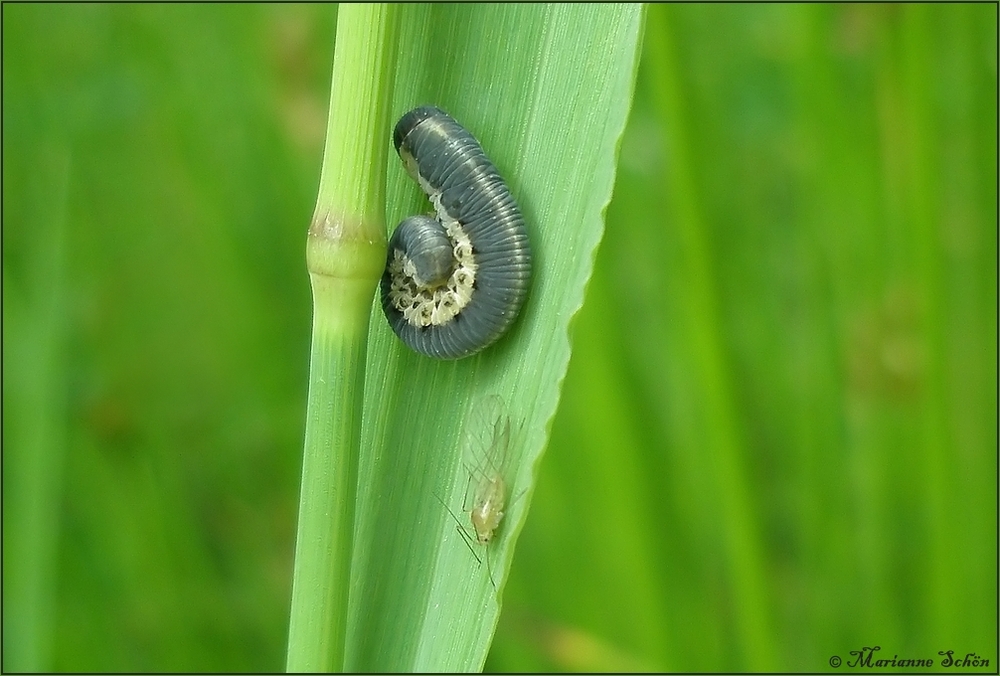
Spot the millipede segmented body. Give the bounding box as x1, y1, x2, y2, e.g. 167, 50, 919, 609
380, 106, 532, 360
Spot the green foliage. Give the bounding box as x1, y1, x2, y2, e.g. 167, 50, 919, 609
288, 6, 398, 671
340, 4, 642, 672
493, 4, 997, 671
3, 4, 995, 672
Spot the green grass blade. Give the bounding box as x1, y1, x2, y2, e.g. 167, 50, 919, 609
3, 4, 994, 673
342, 4, 645, 672
643, 8, 775, 668
494, 4, 997, 670
286, 5, 399, 672
2, 145, 72, 673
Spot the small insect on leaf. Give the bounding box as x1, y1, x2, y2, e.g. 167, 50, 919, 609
439, 395, 519, 589
466, 414, 510, 546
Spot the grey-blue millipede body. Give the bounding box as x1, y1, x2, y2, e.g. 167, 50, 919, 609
380, 106, 532, 359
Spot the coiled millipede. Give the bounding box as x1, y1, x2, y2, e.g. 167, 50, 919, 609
380, 106, 532, 360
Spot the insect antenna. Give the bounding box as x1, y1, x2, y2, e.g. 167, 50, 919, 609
433, 492, 482, 566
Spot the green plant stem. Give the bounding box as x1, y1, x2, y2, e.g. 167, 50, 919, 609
286, 4, 399, 672
646, 7, 774, 669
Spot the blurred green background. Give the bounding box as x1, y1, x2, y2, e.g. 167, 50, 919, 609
3, 4, 995, 672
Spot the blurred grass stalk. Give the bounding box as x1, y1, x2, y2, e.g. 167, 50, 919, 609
285, 5, 398, 672
645, 8, 775, 669
2, 148, 72, 673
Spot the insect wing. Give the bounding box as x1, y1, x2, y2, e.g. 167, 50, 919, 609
461, 395, 512, 487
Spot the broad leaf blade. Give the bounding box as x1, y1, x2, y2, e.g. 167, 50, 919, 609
346, 4, 644, 672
